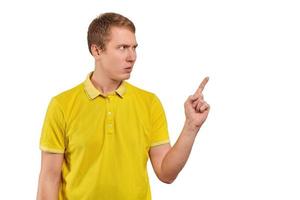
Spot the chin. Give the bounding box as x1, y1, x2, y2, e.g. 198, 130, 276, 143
121, 73, 131, 80
114, 74, 130, 81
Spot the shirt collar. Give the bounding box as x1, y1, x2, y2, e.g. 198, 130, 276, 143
83, 71, 126, 100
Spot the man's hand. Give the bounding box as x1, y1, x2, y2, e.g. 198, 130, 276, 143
151, 77, 211, 183
184, 77, 210, 132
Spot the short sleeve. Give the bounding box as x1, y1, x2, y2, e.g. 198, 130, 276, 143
39, 97, 66, 153
150, 94, 170, 147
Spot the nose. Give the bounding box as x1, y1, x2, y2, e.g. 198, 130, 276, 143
126, 48, 136, 63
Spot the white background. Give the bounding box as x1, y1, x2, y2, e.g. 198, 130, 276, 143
0, 0, 299, 199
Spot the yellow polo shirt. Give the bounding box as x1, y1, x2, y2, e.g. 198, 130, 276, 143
39, 71, 170, 200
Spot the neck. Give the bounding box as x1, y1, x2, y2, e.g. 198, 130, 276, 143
91, 67, 122, 95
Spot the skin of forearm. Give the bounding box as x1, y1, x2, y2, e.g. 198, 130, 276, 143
160, 120, 200, 183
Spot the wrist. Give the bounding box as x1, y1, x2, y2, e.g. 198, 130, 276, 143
184, 120, 200, 135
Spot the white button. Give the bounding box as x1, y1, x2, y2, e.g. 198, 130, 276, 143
108, 112, 112, 115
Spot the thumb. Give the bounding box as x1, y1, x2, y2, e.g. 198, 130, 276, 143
190, 95, 198, 101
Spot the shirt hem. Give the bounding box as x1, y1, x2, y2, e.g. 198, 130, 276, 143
150, 140, 170, 147
40, 145, 65, 153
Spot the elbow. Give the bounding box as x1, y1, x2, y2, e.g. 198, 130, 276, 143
159, 175, 176, 184
37, 172, 61, 199
162, 179, 174, 184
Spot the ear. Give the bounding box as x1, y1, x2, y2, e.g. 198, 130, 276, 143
91, 44, 101, 56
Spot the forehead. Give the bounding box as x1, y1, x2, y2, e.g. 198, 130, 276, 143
108, 26, 137, 45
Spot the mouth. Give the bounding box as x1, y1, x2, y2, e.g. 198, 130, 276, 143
124, 66, 133, 70
124, 67, 133, 73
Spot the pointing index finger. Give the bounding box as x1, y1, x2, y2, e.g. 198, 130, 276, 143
194, 76, 209, 96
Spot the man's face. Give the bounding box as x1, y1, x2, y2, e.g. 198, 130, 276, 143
97, 26, 138, 81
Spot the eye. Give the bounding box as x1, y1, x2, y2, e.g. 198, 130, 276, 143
119, 45, 127, 50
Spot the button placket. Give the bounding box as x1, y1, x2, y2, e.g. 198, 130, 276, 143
105, 96, 114, 135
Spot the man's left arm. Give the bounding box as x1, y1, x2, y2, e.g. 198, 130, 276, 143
149, 77, 210, 184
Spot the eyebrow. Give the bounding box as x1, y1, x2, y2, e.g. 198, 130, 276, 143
117, 44, 138, 48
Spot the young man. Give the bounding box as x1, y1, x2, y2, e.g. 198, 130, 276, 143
37, 12, 210, 200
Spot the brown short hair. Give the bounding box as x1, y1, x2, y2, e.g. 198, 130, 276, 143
87, 12, 136, 55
